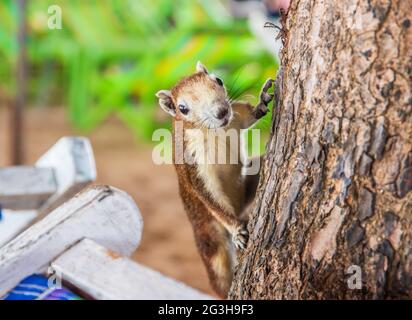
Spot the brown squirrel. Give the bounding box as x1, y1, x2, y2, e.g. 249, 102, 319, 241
156, 62, 274, 298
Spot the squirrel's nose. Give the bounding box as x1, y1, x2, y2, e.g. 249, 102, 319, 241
216, 108, 228, 120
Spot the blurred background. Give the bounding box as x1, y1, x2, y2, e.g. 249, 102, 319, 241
0, 0, 286, 295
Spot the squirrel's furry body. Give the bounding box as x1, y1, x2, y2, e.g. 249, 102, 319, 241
156, 62, 274, 298
174, 106, 254, 296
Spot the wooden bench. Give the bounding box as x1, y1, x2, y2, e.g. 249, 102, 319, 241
0, 186, 213, 300
0, 137, 96, 246
0, 136, 96, 212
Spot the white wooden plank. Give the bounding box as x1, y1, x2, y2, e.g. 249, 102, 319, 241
0, 185, 143, 297
0, 210, 37, 247
36, 137, 97, 214
52, 239, 213, 300
0, 166, 57, 210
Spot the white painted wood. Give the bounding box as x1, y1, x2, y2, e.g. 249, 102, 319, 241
36, 137, 97, 214
52, 239, 213, 300
0, 185, 143, 297
0, 137, 96, 212
0, 166, 57, 210
0, 210, 37, 247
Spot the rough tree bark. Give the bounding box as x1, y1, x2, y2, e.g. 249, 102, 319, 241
230, 0, 412, 299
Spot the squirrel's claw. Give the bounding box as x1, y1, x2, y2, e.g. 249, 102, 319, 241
260, 93, 274, 106
239, 229, 249, 236
260, 78, 275, 105
261, 78, 274, 92
254, 103, 269, 119
233, 225, 249, 250
254, 78, 275, 119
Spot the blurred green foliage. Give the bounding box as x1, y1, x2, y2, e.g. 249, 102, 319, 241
0, 0, 277, 143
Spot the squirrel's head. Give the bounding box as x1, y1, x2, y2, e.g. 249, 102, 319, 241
156, 61, 232, 129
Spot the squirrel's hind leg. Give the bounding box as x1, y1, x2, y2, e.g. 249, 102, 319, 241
194, 220, 234, 298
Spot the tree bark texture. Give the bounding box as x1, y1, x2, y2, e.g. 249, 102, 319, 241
230, 0, 412, 299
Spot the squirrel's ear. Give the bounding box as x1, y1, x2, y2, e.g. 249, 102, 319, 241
196, 61, 209, 74
156, 90, 176, 117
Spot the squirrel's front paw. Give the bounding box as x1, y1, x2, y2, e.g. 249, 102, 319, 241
254, 78, 274, 119
260, 78, 275, 105
232, 225, 249, 250
254, 104, 269, 119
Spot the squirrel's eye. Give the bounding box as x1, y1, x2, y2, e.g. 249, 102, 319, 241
179, 104, 189, 115
216, 77, 223, 86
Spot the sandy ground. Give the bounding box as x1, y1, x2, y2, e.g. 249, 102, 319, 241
0, 106, 213, 296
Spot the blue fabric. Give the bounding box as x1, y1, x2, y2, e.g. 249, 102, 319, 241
2, 274, 81, 300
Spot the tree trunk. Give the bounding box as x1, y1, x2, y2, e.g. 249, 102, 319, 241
230, 0, 412, 299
